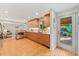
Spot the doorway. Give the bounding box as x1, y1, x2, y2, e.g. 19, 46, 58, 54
58, 13, 76, 53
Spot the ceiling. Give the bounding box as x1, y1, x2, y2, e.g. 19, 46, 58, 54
0, 3, 78, 23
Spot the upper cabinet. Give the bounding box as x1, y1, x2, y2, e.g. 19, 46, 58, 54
28, 18, 39, 28
27, 13, 50, 28
43, 13, 50, 27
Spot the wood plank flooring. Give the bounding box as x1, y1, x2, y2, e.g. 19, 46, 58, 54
50, 48, 75, 56
0, 38, 75, 56
0, 38, 50, 56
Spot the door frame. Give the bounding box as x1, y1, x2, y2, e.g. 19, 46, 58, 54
77, 10, 79, 55
58, 12, 76, 53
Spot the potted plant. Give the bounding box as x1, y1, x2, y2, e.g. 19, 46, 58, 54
39, 21, 46, 33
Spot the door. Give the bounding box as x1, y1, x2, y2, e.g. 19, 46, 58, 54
58, 13, 76, 53
78, 12, 79, 55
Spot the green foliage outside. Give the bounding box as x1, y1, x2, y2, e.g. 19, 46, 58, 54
60, 23, 72, 37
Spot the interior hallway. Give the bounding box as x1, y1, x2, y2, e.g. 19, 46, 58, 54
0, 38, 75, 56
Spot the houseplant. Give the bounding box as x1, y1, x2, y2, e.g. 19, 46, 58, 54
39, 21, 46, 33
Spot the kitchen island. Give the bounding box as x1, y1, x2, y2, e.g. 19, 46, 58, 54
24, 32, 50, 48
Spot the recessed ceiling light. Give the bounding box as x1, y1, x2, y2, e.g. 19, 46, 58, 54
35, 12, 39, 15
4, 11, 8, 13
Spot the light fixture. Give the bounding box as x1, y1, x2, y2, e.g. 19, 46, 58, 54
35, 12, 39, 15
4, 11, 8, 13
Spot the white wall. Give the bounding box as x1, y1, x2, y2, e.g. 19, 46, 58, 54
15, 23, 28, 31
50, 9, 58, 49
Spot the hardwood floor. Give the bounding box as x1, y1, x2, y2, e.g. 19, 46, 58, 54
0, 38, 50, 56
50, 48, 75, 56
0, 38, 75, 56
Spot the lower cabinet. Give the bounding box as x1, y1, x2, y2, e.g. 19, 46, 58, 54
24, 32, 50, 48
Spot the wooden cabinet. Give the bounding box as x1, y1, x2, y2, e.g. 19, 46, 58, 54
28, 18, 39, 28
24, 32, 50, 48
43, 13, 50, 27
